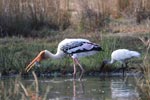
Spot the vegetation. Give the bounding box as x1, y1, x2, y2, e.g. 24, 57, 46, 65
0, 0, 150, 37
0, 0, 150, 99
134, 40, 150, 99
0, 71, 50, 100
0, 34, 146, 76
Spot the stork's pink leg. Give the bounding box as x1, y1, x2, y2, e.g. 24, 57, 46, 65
74, 58, 85, 80
73, 59, 77, 79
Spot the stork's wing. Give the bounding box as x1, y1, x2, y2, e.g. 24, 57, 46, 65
61, 41, 102, 54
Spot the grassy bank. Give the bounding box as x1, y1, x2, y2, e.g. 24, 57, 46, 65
0, 33, 147, 76
0, 34, 149, 100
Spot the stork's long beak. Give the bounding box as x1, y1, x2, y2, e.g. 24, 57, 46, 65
99, 61, 106, 73
25, 51, 45, 72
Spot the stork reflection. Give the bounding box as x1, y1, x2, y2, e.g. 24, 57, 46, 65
73, 80, 85, 99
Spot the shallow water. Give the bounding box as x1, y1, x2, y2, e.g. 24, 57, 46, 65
24, 76, 141, 100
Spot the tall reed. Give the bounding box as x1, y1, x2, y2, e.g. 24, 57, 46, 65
0, 0, 71, 37
0, 0, 149, 37
0, 71, 50, 100
135, 38, 150, 99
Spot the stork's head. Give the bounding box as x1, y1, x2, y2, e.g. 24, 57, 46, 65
25, 50, 46, 72
99, 59, 109, 72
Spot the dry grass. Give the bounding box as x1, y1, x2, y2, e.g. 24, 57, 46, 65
0, 0, 150, 37
108, 18, 150, 34
135, 55, 150, 99
134, 38, 150, 100
0, 0, 71, 37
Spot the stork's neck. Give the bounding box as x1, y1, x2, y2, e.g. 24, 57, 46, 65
108, 59, 115, 64
44, 50, 64, 59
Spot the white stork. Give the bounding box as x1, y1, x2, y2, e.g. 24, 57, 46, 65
100, 49, 140, 76
25, 38, 102, 80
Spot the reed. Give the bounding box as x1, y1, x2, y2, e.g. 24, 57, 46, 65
0, 0, 150, 37
135, 55, 150, 99
134, 39, 150, 100
0, 0, 71, 37
0, 71, 50, 100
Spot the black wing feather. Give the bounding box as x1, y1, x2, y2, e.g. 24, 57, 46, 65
61, 41, 84, 53
61, 41, 102, 54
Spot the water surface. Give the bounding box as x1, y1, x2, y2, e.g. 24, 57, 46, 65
24, 76, 140, 100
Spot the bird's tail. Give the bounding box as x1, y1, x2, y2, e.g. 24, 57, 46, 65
95, 45, 103, 51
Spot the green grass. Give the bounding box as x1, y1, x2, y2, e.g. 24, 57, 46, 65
0, 34, 146, 76
0, 34, 149, 100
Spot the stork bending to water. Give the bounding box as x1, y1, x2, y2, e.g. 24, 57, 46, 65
25, 38, 102, 80
100, 49, 140, 76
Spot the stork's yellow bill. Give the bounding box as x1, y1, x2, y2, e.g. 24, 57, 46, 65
25, 51, 45, 72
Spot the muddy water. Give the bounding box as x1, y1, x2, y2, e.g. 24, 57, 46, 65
24, 76, 141, 100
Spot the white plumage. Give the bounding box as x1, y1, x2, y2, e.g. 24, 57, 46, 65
25, 38, 102, 80
100, 49, 140, 76
110, 49, 140, 64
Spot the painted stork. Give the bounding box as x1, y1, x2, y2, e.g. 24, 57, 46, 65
25, 38, 102, 80
100, 49, 140, 76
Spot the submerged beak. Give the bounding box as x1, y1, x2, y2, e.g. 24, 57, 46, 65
25, 51, 45, 72
99, 61, 107, 73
